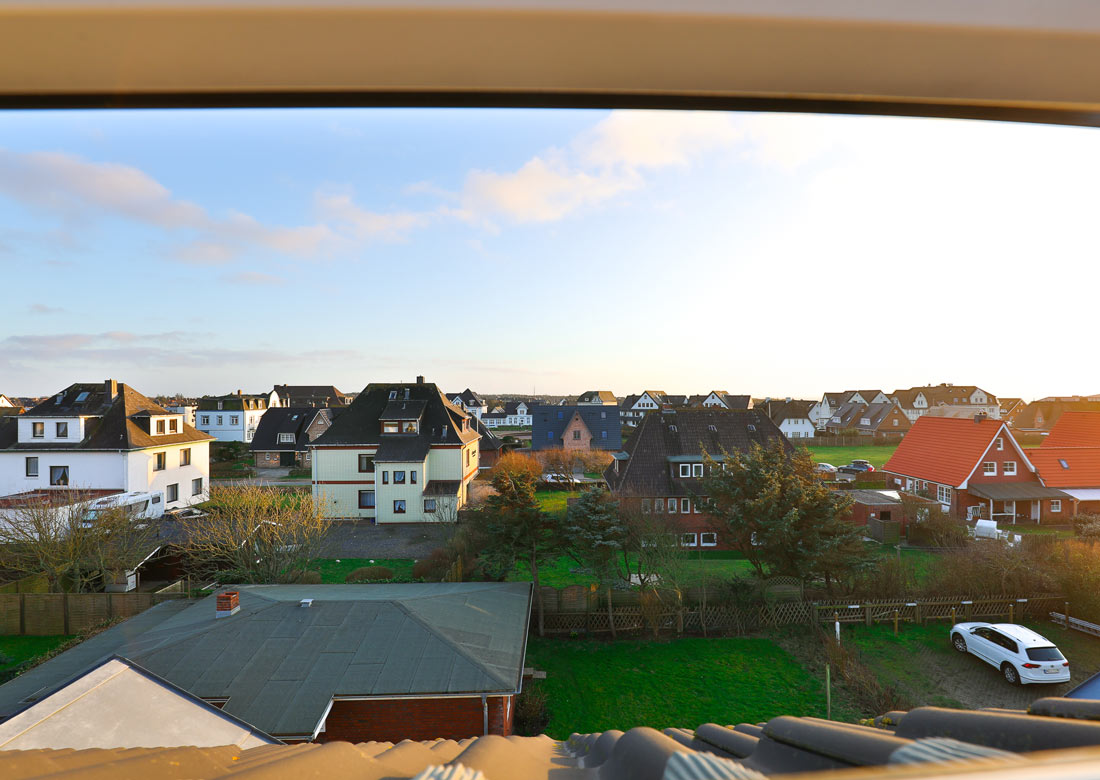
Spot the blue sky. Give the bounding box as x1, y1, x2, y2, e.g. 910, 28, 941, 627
2, 108, 1099, 400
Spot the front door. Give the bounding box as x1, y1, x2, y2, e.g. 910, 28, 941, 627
1032, 500, 1040, 521
280, 451, 295, 466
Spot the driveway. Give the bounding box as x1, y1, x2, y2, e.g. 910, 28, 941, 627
319, 522, 454, 559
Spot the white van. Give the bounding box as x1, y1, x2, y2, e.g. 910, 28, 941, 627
82, 491, 165, 525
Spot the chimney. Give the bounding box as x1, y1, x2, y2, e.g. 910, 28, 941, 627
237, 389, 243, 396
416, 375, 424, 384
974, 411, 987, 423
300, 598, 313, 608
215, 590, 240, 618
104, 379, 118, 399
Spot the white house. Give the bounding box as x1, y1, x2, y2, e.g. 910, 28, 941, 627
165, 404, 196, 427
619, 390, 667, 428
448, 388, 486, 420
761, 399, 817, 440
482, 400, 533, 428
811, 390, 890, 430
195, 390, 281, 443
312, 378, 480, 522
0, 380, 213, 509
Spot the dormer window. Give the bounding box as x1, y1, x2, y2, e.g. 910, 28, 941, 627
389, 391, 398, 400
32, 422, 44, 438
56, 422, 68, 438
156, 419, 166, 435
402, 421, 418, 433
217, 401, 223, 410
383, 421, 399, 434
169, 418, 178, 433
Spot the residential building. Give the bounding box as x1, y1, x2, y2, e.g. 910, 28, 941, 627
530, 404, 621, 451
481, 400, 534, 428
195, 390, 281, 443
473, 415, 505, 470
999, 397, 1025, 422
0, 380, 212, 508
0, 395, 22, 417
811, 390, 889, 430
760, 398, 816, 440
604, 408, 789, 548
686, 391, 752, 410
891, 384, 1000, 422
311, 378, 480, 521
250, 407, 338, 468
619, 390, 667, 428
0, 583, 533, 744
576, 390, 618, 405
883, 415, 1069, 523
271, 384, 350, 407
1010, 400, 1100, 435
164, 403, 196, 427
825, 401, 910, 438
448, 388, 487, 419
1026, 412, 1100, 515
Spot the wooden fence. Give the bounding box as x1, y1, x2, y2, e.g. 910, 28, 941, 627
0, 591, 188, 636
533, 585, 1063, 637
0, 573, 50, 594
801, 436, 905, 447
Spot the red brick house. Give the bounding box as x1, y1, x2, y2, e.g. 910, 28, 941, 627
883, 415, 1070, 524
1026, 412, 1100, 516
604, 408, 789, 549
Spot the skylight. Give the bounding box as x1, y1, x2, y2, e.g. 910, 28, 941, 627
1060, 459, 1070, 469
75, 391, 89, 403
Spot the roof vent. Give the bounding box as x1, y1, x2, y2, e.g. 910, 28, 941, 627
300, 598, 313, 608
404, 388, 410, 400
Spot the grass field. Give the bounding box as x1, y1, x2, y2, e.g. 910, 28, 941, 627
314, 558, 418, 583
525, 636, 859, 738
535, 490, 582, 514
509, 552, 757, 588
804, 445, 898, 470
0, 635, 73, 673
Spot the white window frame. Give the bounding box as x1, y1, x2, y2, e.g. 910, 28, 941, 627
679, 533, 698, 547
692, 463, 703, 477
1003, 461, 1016, 476
700, 532, 718, 547
679, 463, 691, 478
983, 462, 997, 476
25, 456, 38, 477
667, 498, 677, 513
681, 498, 690, 514
1051, 499, 1062, 513
997, 437, 1004, 451
278, 433, 295, 443
937, 484, 952, 505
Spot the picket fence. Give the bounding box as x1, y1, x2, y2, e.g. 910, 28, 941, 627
532, 585, 1064, 637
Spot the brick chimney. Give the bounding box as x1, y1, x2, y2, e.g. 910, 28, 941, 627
104, 379, 118, 399
416, 375, 424, 384
974, 411, 988, 424
215, 590, 240, 618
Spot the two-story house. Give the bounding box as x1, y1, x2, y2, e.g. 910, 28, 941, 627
311, 378, 480, 522
577, 390, 618, 406
448, 389, 487, 420
195, 390, 281, 443
271, 385, 350, 408
883, 415, 1069, 523
604, 408, 789, 548
811, 390, 889, 430
531, 405, 622, 451
761, 399, 817, 440
481, 400, 535, 429
250, 407, 338, 468
686, 392, 752, 410
892, 384, 1000, 422
619, 391, 669, 428
0, 380, 212, 508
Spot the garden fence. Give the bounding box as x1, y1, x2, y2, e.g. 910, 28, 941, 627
0, 591, 188, 636
533, 585, 1063, 638
801, 436, 905, 447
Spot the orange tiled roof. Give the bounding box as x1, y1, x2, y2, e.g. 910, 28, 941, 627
883, 416, 1006, 487
1029, 447, 1100, 488
1042, 412, 1100, 448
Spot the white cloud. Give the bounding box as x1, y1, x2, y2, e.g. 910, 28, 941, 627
316, 193, 433, 241
222, 271, 286, 286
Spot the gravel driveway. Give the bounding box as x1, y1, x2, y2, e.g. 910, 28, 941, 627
319, 522, 454, 559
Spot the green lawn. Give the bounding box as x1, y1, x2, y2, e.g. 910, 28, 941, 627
525, 636, 858, 738
804, 445, 897, 470
313, 558, 418, 583
509, 552, 757, 588
535, 490, 582, 514
0, 635, 74, 673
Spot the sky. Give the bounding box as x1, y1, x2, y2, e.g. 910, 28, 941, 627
1, 107, 1098, 400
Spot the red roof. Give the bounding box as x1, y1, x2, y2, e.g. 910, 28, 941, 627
883, 416, 1007, 487
1042, 412, 1100, 448
1029, 447, 1100, 488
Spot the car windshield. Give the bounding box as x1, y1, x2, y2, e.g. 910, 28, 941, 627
1026, 646, 1064, 662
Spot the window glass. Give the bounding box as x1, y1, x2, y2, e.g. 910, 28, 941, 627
394, 470, 406, 484
394, 499, 406, 514
167, 483, 179, 502
1026, 646, 1064, 662
359, 490, 375, 509
25, 456, 38, 477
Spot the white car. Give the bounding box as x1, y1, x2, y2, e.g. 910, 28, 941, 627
814, 463, 838, 475
950, 622, 1070, 685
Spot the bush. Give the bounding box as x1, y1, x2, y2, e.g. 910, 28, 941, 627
211, 441, 249, 463
923, 544, 1056, 597
412, 549, 456, 582
513, 683, 550, 736
1075, 515, 1100, 538
821, 630, 911, 716
344, 566, 395, 583
297, 570, 322, 584
906, 508, 968, 548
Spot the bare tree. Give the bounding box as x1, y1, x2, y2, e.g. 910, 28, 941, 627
541, 448, 582, 490
0, 492, 157, 592
178, 485, 330, 584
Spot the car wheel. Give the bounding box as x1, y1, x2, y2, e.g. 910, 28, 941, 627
1002, 663, 1021, 686
952, 634, 967, 653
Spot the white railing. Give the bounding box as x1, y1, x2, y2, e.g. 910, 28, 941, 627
1050, 612, 1100, 638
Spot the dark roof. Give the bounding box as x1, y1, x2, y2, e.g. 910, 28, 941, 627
472, 415, 503, 452
0, 382, 213, 453
272, 385, 348, 407
449, 388, 485, 407
9, 699, 1100, 778
502, 400, 534, 415
605, 408, 790, 496
249, 407, 329, 453
423, 479, 463, 496
577, 390, 617, 404
378, 399, 428, 421
312, 382, 478, 448
828, 401, 866, 429
197, 392, 272, 411
762, 399, 815, 424
530, 405, 622, 451
967, 482, 1071, 501
0, 583, 533, 739
374, 437, 432, 462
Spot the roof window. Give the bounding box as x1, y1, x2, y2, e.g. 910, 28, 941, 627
75, 391, 89, 403
1060, 459, 1070, 469
747, 424, 757, 432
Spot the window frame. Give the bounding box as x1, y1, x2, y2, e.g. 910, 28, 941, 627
56, 421, 69, 437
359, 489, 376, 509
180, 448, 191, 466
679, 463, 691, 478
700, 532, 718, 547
154, 452, 166, 471
358, 454, 375, 473
1003, 461, 1017, 476
192, 477, 204, 496
49, 465, 69, 486
394, 470, 406, 484
424, 498, 437, 512
25, 456, 38, 477
166, 483, 179, 502
31, 421, 44, 438
982, 461, 997, 476
1051, 499, 1062, 513
393, 499, 407, 514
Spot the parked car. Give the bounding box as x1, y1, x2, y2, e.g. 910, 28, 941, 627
950, 622, 1070, 685
814, 462, 838, 475
542, 473, 575, 485
838, 460, 875, 475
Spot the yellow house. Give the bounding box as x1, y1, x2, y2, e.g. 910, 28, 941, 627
310, 378, 479, 522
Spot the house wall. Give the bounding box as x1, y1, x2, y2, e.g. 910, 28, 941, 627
562, 415, 593, 451
780, 417, 815, 439
320, 695, 513, 743
615, 496, 730, 549
125, 442, 211, 507
0, 450, 124, 497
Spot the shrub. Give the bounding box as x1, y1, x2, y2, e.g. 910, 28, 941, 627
821, 630, 911, 716
211, 441, 249, 463
513, 683, 550, 736
297, 570, 322, 584
907, 508, 968, 548
345, 566, 395, 583
1076, 517, 1100, 539
412, 549, 453, 581
923, 544, 1055, 597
